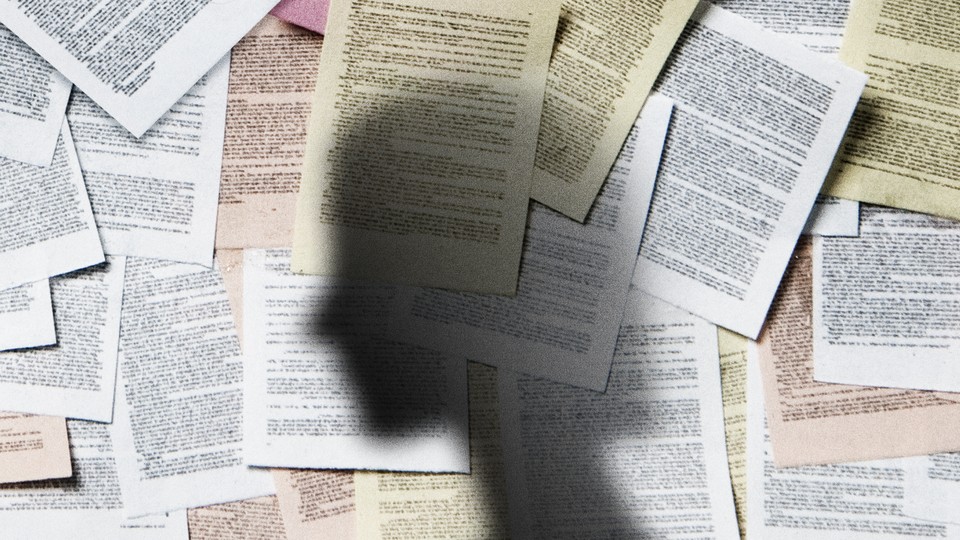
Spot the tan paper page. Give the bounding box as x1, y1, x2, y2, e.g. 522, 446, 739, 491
823, 0, 960, 219
292, 0, 561, 295
759, 238, 960, 467
718, 329, 747, 539
273, 470, 356, 540
530, 0, 698, 220
354, 363, 508, 539
188, 497, 286, 540
216, 16, 324, 249
0, 413, 71, 484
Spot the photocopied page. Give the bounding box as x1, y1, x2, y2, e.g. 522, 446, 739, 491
0, 124, 104, 292
390, 96, 672, 391
633, 1, 866, 338
292, 0, 561, 295
499, 289, 739, 539
273, 469, 355, 540
718, 329, 747, 538
244, 249, 469, 473
0, 413, 71, 484
529, 0, 697, 220
824, 0, 960, 221
0, 0, 278, 137
0, 258, 124, 422
0, 24, 71, 166
68, 57, 230, 267
904, 453, 960, 526
216, 15, 324, 249
0, 420, 188, 539
188, 497, 286, 540
0, 280, 55, 352
111, 257, 275, 518
762, 238, 960, 466
355, 363, 509, 539
814, 206, 960, 392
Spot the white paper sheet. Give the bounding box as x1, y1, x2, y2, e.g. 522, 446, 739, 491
68, 56, 230, 267
904, 453, 960, 526
0, 0, 277, 137
0, 258, 124, 422
244, 248, 469, 473
633, 2, 866, 338
0, 280, 55, 352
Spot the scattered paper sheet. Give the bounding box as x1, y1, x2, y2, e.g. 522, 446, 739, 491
529, 0, 697, 220
824, 0, 960, 221
112, 257, 275, 518
0, 24, 71, 166
292, 0, 561, 295
0, 280, 55, 352
188, 497, 286, 540
499, 289, 739, 538
803, 194, 859, 237
271, 0, 329, 35
244, 249, 469, 472
355, 363, 509, 539
0, 0, 278, 137
814, 206, 960, 392
904, 453, 960, 526
216, 16, 324, 249
0, 124, 104, 292
390, 96, 672, 391
718, 329, 748, 538
273, 470, 356, 540
633, 1, 866, 338
0, 420, 188, 539
68, 57, 230, 267
0, 259, 124, 422
0, 413, 70, 484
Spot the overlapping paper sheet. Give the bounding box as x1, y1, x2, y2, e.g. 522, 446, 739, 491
273, 469, 356, 540
187, 497, 286, 540
905, 453, 960, 527
271, 0, 329, 35
0, 413, 70, 484
718, 329, 748, 537
0, 280, 55, 352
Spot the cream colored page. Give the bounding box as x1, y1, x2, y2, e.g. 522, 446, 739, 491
188, 497, 287, 540
216, 16, 324, 249
273, 470, 355, 540
293, 0, 561, 295
718, 329, 747, 539
355, 363, 508, 539
824, 0, 960, 219
0, 414, 71, 484
530, 0, 697, 220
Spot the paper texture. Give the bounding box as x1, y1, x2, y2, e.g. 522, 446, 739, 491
355, 363, 508, 539
274, 469, 355, 540
216, 16, 324, 249
904, 453, 960, 526
244, 248, 469, 472
0, 280, 55, 352
0, 413, 70, 484
499, 289, 739, 538
814, 206, 960, 392
529, 0, 697, 220
746, 352, 959, 539
112, 257, 274, 518
390, 96, 672, 391
0, 124, 104, 292
292, 0, 560, 295
718, 329, 747, 538
68, 57, 230, 267
0, 420, 188, 539
271, 0, 329, 35
633, 2, 866, 338
188, 497, 286, 540
0, 259, 124, 422
824, 0, 960, 220
0, 24, 71, 166
0, 0, 277, 137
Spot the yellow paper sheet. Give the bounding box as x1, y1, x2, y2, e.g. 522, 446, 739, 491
718, 329, 747, 539
0, 413, 71, 484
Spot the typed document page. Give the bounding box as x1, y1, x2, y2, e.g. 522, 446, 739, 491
390, 96, 672, 391
0, 413, 70, 484
814, 206, 960, 392
0, 24, 70, 166
633, 2, 866, 338
718, 329, 748, 537
499, 290, 739, 539
0, 280, 55, 352
904, 454, 960, 526
0, 0, 278, 137
529, 0, 697, 220
187, 497, 286, 540
292, 0, 561, 295
243, 249, 469, 473
273, 470, 355, 540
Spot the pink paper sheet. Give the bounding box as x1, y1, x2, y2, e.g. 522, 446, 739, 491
270, 0, 329, 34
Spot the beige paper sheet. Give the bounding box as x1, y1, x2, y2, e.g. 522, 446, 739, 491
0, 413, 71, 484
823, 0, 960, 219
292, 0, 561, 295
758, 238, 960, 467
188, 497, 287, 540
273, 470, 356, 540
216, 16, 324, 249
354, 362, 508, 538
717, 329, 747, 539
530, 0, 698, 220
